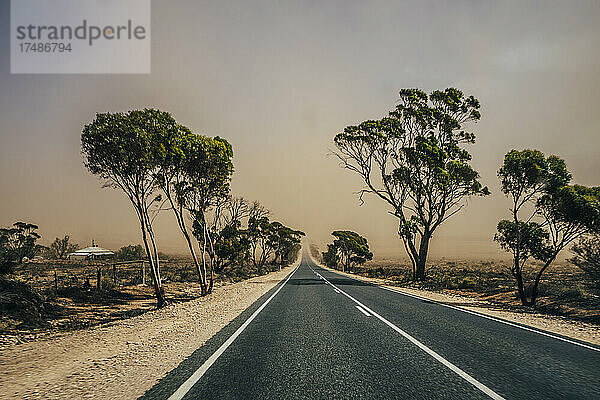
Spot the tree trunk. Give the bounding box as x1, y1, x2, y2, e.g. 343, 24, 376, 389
182, 223, 204, 285
414, 233, 430, 281
138, 209, 167, 308
192, 227, 208, 295
399, 226, 419, 281
512, 207, 528, 306
145, 218, 162, 284
205, 224, 215, 294
514, 268, 529, 306
530, 254, 557, 307
168, 198, 207, 295
415, 257, 426, 281
199, 220, 209, 295
141, 261, 146, 285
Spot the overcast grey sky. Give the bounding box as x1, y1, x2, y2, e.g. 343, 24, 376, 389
1, 0, 599, 260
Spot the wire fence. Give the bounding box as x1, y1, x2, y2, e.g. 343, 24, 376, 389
20, 258, 198, 291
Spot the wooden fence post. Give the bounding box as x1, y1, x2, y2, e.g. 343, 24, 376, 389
113, 263, 117, 285
96, 267, 102, 291
141, 261, 146, 285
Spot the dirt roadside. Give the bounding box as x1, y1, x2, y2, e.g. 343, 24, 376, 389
0, 266, 294, 400
319, 265, 600, 347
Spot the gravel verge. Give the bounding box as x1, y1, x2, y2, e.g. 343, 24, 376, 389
0, 266, 294, 400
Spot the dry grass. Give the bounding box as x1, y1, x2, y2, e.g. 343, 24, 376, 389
0, 267, 295, 399
349, 258, 600, 324
0, 256, 283, 338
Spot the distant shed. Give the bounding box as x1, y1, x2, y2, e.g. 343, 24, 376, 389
68, 242, 114, 260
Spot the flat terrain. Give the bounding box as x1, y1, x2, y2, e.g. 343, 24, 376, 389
145, 254, 600, 400
351, 257, 600, 324
1, 257, 278, 344
0, 266, 294, 399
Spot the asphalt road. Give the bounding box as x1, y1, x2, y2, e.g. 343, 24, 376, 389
142, 253, 600, 399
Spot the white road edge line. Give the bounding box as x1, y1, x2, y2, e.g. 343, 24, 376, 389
355, 305, 371, 316
377, 286, 600, 352
309, 251, 600, 353
330, 268, 600, 353
167, 265, 299, 400
309, 266, 505, 400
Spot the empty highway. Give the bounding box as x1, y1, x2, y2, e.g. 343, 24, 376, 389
142, 253, 600, 399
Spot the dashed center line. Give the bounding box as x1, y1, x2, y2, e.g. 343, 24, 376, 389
355, 305, 371, 316
310, 266, 505, 400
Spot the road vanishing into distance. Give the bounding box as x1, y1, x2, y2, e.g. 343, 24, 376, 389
142, 252, 600, 400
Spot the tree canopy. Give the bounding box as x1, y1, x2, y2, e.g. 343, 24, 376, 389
323, 230, 373, 272
0, 222, 40, 274
115, 244, 146, 261
569, 235, 600, 289
496, 149, 600, 306
334, 88, 488, 280
47, 235, 78, 259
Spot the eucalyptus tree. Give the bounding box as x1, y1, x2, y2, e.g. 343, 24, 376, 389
48, 235, 78, 259
248, 200, 270, 220
81, 109, 174, 307
271, 222, 304, 266
332, 230, 373, 272
570, 234, 600, 288
181, 135, 234, 294
322, 243, 339, 269
154, 126, 208, 292
0, 222, 40, 274
495, 149, 600, 306
247, 216, 276, 271
221, 196, 251, 227
207, 196, 253, 273
213, 221, 250, 273
334, 88, 488, 281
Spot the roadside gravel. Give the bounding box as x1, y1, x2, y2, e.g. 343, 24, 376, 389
0, 266, 294, 400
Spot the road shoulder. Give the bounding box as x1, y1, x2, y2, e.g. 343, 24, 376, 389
0, 266, 295, 400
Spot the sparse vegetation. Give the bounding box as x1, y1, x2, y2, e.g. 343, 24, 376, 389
46, 235, 79, 259
81, 109, 302, 308
0, 222, 41, 274
114, 244, 146, 261
569, 235, 600, 289
0, 250, 299, 336
0, 108, 304, 336
347, 258, 600, 323
3, 98, 599, 340
82, 109, 176, 308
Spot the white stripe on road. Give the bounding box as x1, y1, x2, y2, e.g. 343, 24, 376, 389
310, 266, 505, 400
308, 250, 600, 353
167, 266, 299, 400
355, 305, 371, 316
378, 286, 600, 353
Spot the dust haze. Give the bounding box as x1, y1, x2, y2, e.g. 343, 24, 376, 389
1, 0, 599, 260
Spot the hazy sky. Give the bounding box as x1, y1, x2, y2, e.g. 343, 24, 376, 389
1, 0, 599, 260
